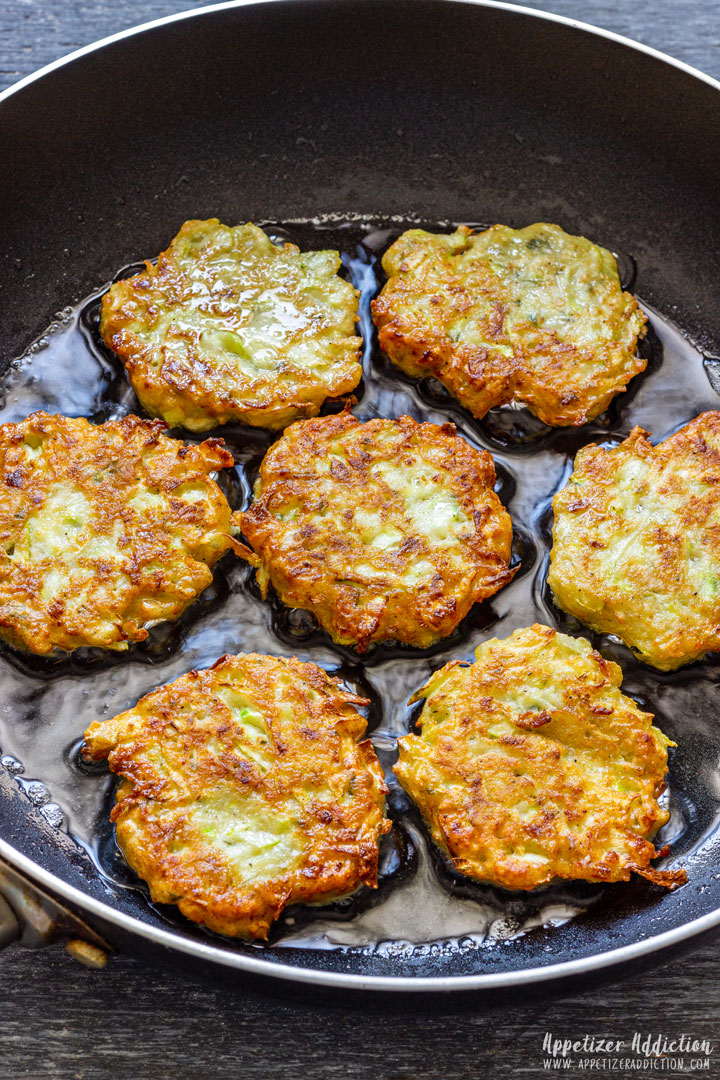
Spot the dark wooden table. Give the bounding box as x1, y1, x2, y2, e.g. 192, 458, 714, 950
1, 3, 719, 1078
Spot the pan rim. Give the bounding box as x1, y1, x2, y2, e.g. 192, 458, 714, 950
1, 0, 719, 992
1, 0, 720, 108
3, 833, 720, 991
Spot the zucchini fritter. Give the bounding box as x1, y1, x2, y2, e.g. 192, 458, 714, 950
395, 624, 685, 891
237, 411, 515, 651
83, 653, 390, 939
372, 223, 646, 427
549, 412, 720, 670
100, 219, 362, 431
0, 411, 240, 654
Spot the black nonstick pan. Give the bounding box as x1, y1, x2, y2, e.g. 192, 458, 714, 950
1, 0, 720, 996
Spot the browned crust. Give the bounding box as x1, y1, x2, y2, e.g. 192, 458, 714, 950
395, 624, 686, 892
83, 652, 391, 939
0, 411, 238, 654
99, 219, 362, 431
372, 224, 647, 427
236, 410, 515, 651
549, 411, 720, 670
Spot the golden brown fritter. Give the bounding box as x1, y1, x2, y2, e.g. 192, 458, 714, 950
237, 411, 515, 652
83, 652, 390, 940
372, 223, 646, 427
100, 219, 362, 432
549, 412, 720, 670
395, 624, 685, 891
0, 411, 241, 654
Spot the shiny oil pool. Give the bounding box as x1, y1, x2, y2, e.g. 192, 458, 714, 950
1, 218, 719, 970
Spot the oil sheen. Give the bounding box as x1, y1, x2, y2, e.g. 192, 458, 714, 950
1, 218, 719, 960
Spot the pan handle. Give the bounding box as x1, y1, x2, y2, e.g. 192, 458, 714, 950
0, 892, 19, 949
0, 856, 110, 968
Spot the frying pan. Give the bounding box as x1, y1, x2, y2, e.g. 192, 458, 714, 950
1, 0, 720, 996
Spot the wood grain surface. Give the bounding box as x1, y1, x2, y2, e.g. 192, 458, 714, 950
1, 3, 719, 1079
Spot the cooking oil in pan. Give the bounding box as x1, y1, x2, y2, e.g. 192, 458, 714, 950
1, 218, 719, 957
